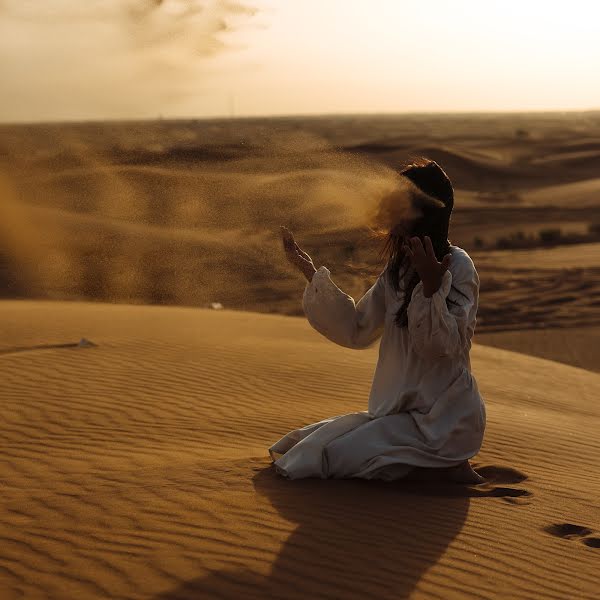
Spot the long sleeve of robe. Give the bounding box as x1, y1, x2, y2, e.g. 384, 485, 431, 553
300, 265, 387, 350
268, 245, 487, 481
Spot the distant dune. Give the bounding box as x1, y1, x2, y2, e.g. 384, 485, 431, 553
522, 178, 600, 208
472, 242, 600, 270
350, 143, 521, 191
1, 114, 599, 372
1, 300, 599, 599
475, 326, 600, 373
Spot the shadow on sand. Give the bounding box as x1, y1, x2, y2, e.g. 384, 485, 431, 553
156, 463, 529, 600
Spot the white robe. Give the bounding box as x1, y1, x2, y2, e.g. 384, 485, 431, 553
268, 245, 487, 481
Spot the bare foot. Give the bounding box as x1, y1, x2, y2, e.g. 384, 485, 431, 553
442, 460, 485, 485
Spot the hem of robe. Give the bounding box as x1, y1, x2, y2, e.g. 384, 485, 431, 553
268, 411, 479, 481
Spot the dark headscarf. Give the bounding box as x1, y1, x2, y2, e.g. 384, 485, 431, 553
387, 158, 457, 327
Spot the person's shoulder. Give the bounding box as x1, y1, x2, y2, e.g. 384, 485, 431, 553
449, 245, 478, 281
449, 245, 473, 264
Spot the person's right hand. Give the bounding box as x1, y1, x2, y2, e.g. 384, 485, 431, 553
280, 225, 316, 280
403, 235, 451, 298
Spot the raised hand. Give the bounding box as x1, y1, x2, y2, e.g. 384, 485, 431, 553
403, 235, 451, 298
280, 225, 317, 281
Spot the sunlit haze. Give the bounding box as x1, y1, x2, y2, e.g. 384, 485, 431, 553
1, 0, 599, 122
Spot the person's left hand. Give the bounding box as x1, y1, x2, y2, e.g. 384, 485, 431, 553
403, 236, 452, 297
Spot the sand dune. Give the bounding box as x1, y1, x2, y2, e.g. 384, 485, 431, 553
1, 300, 599, 599
542, 139, 600, 154
476, 326, 600, 373
1, 114, 600, 373
468, 245, 600, 334
530, 150, 600, 170
522, 178, 600, 208
472, 242, 600, 270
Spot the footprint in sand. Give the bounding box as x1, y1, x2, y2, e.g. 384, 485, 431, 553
474, 465, 528, 485
544, 523, 600, 549
469, 464, 532, 504
403, 464, 532, 503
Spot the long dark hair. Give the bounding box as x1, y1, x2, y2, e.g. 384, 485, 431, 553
369, 158, 468, 327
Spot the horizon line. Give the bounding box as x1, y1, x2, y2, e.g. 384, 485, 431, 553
1, 107, 600, 127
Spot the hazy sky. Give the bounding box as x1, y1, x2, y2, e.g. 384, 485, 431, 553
2, 0, 599, 122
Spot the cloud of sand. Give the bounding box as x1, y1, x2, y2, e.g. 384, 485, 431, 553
1, 123, 412, 306
0, 174, 53, 297
0, 0, 255, 121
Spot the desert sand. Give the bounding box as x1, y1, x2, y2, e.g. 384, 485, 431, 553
1, 300, 599, 599
1, 113, 599, 598
1, 113, 599, 372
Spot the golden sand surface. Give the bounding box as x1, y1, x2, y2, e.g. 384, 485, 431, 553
1, 300, 599, 599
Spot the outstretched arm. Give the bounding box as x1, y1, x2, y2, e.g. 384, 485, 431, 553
302, 266, 386, 350
281, 225, 317, 281
281, 225, 386, 349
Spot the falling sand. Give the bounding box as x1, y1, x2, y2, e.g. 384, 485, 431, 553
1, 113, 600, 599
0, 124, 405, 308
